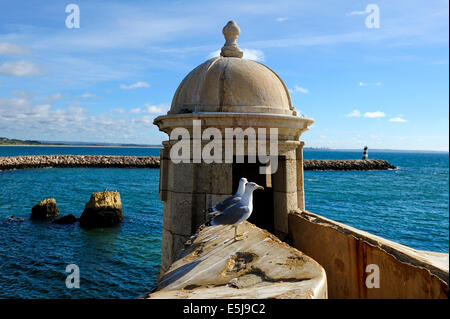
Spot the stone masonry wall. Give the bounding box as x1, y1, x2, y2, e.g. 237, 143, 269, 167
288, 210, 448, 299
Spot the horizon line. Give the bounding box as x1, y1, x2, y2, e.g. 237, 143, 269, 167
1, 142, 448, 153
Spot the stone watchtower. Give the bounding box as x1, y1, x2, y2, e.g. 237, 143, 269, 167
154, 21, 314, 273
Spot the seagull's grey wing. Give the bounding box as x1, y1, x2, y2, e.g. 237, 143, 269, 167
211, 204, 250, 226
215, 195, 241, 212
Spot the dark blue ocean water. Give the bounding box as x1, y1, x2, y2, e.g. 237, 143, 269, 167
0, 146, 448, 298
303, 150, 449, 254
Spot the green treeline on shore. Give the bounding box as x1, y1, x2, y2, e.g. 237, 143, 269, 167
0, 137, 41, 145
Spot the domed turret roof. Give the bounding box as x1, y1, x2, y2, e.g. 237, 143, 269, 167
169, 21, 296, 116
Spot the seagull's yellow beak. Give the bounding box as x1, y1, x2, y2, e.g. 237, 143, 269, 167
257, 186, 264, 190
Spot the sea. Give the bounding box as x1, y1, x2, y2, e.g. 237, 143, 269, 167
0, 146, 448, 298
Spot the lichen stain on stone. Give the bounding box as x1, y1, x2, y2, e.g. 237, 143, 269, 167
221, 252, 258, 276
187, 244, 205, 260
286, 255, 306, 268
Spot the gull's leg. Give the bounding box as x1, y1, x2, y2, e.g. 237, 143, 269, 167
234, 224, 244, 241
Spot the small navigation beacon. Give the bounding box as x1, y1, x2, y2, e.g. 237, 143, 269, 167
362, 146, 368, 160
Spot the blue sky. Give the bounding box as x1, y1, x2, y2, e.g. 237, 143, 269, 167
0, 0, 448, 150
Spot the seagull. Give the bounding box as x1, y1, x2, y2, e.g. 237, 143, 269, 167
208, 182, 264, 241
206, 177, 248, 217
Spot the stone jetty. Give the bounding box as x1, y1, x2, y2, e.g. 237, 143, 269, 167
0, 155, 395, 171
0, 155, 160, 170
303, 159, 396, 171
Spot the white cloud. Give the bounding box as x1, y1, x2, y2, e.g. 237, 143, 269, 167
143, 104, 165, 113
207, 49, 265, 61
120, 81, 150, 90
43, 93, 63, 104
346, 110, 386, 118
243, 49, 265, 61
80, 93, 94, 98
389, 117, 407, 122
0, 42, 30, 55
295, 85, 309, 94
276, 17, 289, 22
0, 60, 43, 76
0, 93, 159, 142
130, 103, 167, 114
346, 109, 361, 117
359, 81, 381, 87
364, 111, 386, 118
207, 50, 221, 59
111, 108, 125, 113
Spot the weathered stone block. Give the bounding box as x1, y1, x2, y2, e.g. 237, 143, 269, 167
169, 162, 232, 195
166, 161, 195, 193
162, 192, 194, 236
273, 191, 298, 234
206, 163, 233, 195
145, 222, 327, 299
272, 159, 297, 193
160, 228, 174, 274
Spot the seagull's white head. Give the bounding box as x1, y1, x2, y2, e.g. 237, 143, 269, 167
236, 177, 248, 196
245, 182, 264, 192
240, 182, 264, 202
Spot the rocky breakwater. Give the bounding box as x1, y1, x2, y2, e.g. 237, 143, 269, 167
1, 155, 395, 171
303, 159, 396, 171
143, 221, 327, 299
79, 191, 123, 228
0, 155, 160, 170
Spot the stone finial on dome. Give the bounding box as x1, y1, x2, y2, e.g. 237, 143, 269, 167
220, 21, 244, 58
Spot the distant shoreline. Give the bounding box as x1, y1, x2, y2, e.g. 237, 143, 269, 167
0, 144, 447, 153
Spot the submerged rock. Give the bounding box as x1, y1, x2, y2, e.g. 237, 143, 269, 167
79, 191, 123, 228
53, 214, 78, 224
7, 215, 25, 222
31, 198, 60, 220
